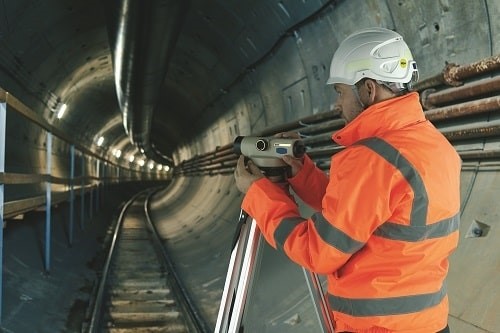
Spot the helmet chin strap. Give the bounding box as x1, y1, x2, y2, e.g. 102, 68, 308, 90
351, 84, 366, 109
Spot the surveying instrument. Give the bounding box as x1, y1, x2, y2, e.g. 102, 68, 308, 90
214, 136, 335, 333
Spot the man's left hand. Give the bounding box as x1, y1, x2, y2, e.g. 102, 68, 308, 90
234, 155, 265, 193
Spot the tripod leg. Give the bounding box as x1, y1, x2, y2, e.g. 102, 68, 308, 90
217, 210, 334, 332
228, 218, 262, 333
215, 210, 252, 332
303, 269, 335, 333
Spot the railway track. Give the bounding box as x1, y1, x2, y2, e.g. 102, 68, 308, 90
86, 190, 210, 333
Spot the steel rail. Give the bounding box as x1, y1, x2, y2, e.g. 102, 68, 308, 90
87, 189, 209, 332
86, 190, 143, 333
144, 193, 211, 333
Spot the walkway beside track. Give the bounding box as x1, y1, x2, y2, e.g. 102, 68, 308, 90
0, 182, 163, 333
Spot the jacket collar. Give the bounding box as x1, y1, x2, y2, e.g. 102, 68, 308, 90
332, 92, 425, 147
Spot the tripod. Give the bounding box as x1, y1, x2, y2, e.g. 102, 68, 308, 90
214, 209, 259, 333
215, 168, 335, 333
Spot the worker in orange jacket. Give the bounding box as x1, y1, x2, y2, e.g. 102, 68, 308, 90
234, 27, 460, 333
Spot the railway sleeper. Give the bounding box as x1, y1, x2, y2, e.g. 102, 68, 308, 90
110, 278, 168, 289
104, 323, 189, 333
106, 310, 183, 326
111, 287, 172, 301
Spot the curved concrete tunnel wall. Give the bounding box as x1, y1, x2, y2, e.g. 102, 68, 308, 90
150, 1, 500, 332
4, 110, 89, 201
0, 0, 499, 332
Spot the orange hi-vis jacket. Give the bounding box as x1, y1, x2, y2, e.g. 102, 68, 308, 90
242, 92, 461, 333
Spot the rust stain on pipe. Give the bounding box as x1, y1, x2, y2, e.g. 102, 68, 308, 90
422, 77, 500, 108
414, 55, 500, 91
425, 96, 500, 121
442, 124, 500, 141
447, 55, 500, 84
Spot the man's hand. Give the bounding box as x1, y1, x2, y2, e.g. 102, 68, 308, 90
275, 132, 304, 177
282, 155, 304, 177
234, 155, 265, 193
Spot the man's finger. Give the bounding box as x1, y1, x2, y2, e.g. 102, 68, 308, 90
247, 160, 262, 175
235, 155, 245, 176
275, 131, 300, 139
282, 155, 298, 166
240, 155, 248, 168
282, 155, 303, 177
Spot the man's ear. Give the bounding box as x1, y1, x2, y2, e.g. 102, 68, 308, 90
364, 79, 378, 104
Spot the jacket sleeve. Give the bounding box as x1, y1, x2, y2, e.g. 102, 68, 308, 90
241, 145, 397, 274
287, 154, 329, 212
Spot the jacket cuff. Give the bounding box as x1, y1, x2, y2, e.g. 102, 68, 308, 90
241, 177, 275, 215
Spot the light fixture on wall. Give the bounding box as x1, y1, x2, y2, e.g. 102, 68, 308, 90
112, 149, 122, 158
56, 103, 67, 119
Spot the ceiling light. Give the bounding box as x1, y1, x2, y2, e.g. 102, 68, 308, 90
96, 136, 104, 147
56, 103, 67, 119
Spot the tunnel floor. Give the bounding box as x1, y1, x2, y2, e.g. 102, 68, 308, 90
0, 183, 158, 332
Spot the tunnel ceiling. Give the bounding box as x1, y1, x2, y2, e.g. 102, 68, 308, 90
0, 0, 333, 165
155, 0, 333, 153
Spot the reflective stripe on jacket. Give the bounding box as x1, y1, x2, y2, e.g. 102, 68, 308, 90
242, 92, 461, 333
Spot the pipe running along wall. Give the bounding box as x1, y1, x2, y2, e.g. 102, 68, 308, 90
105, 0, 190, 166
174, 55, 500, 175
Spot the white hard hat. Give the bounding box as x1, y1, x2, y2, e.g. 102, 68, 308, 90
327, 27, 418, 87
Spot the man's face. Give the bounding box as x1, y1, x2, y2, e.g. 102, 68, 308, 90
333, 83, 364, 124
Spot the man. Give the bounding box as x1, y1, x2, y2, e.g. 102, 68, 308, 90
234, 27, 460, 332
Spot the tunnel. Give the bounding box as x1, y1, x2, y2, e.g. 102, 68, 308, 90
0, 0, 499, 332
